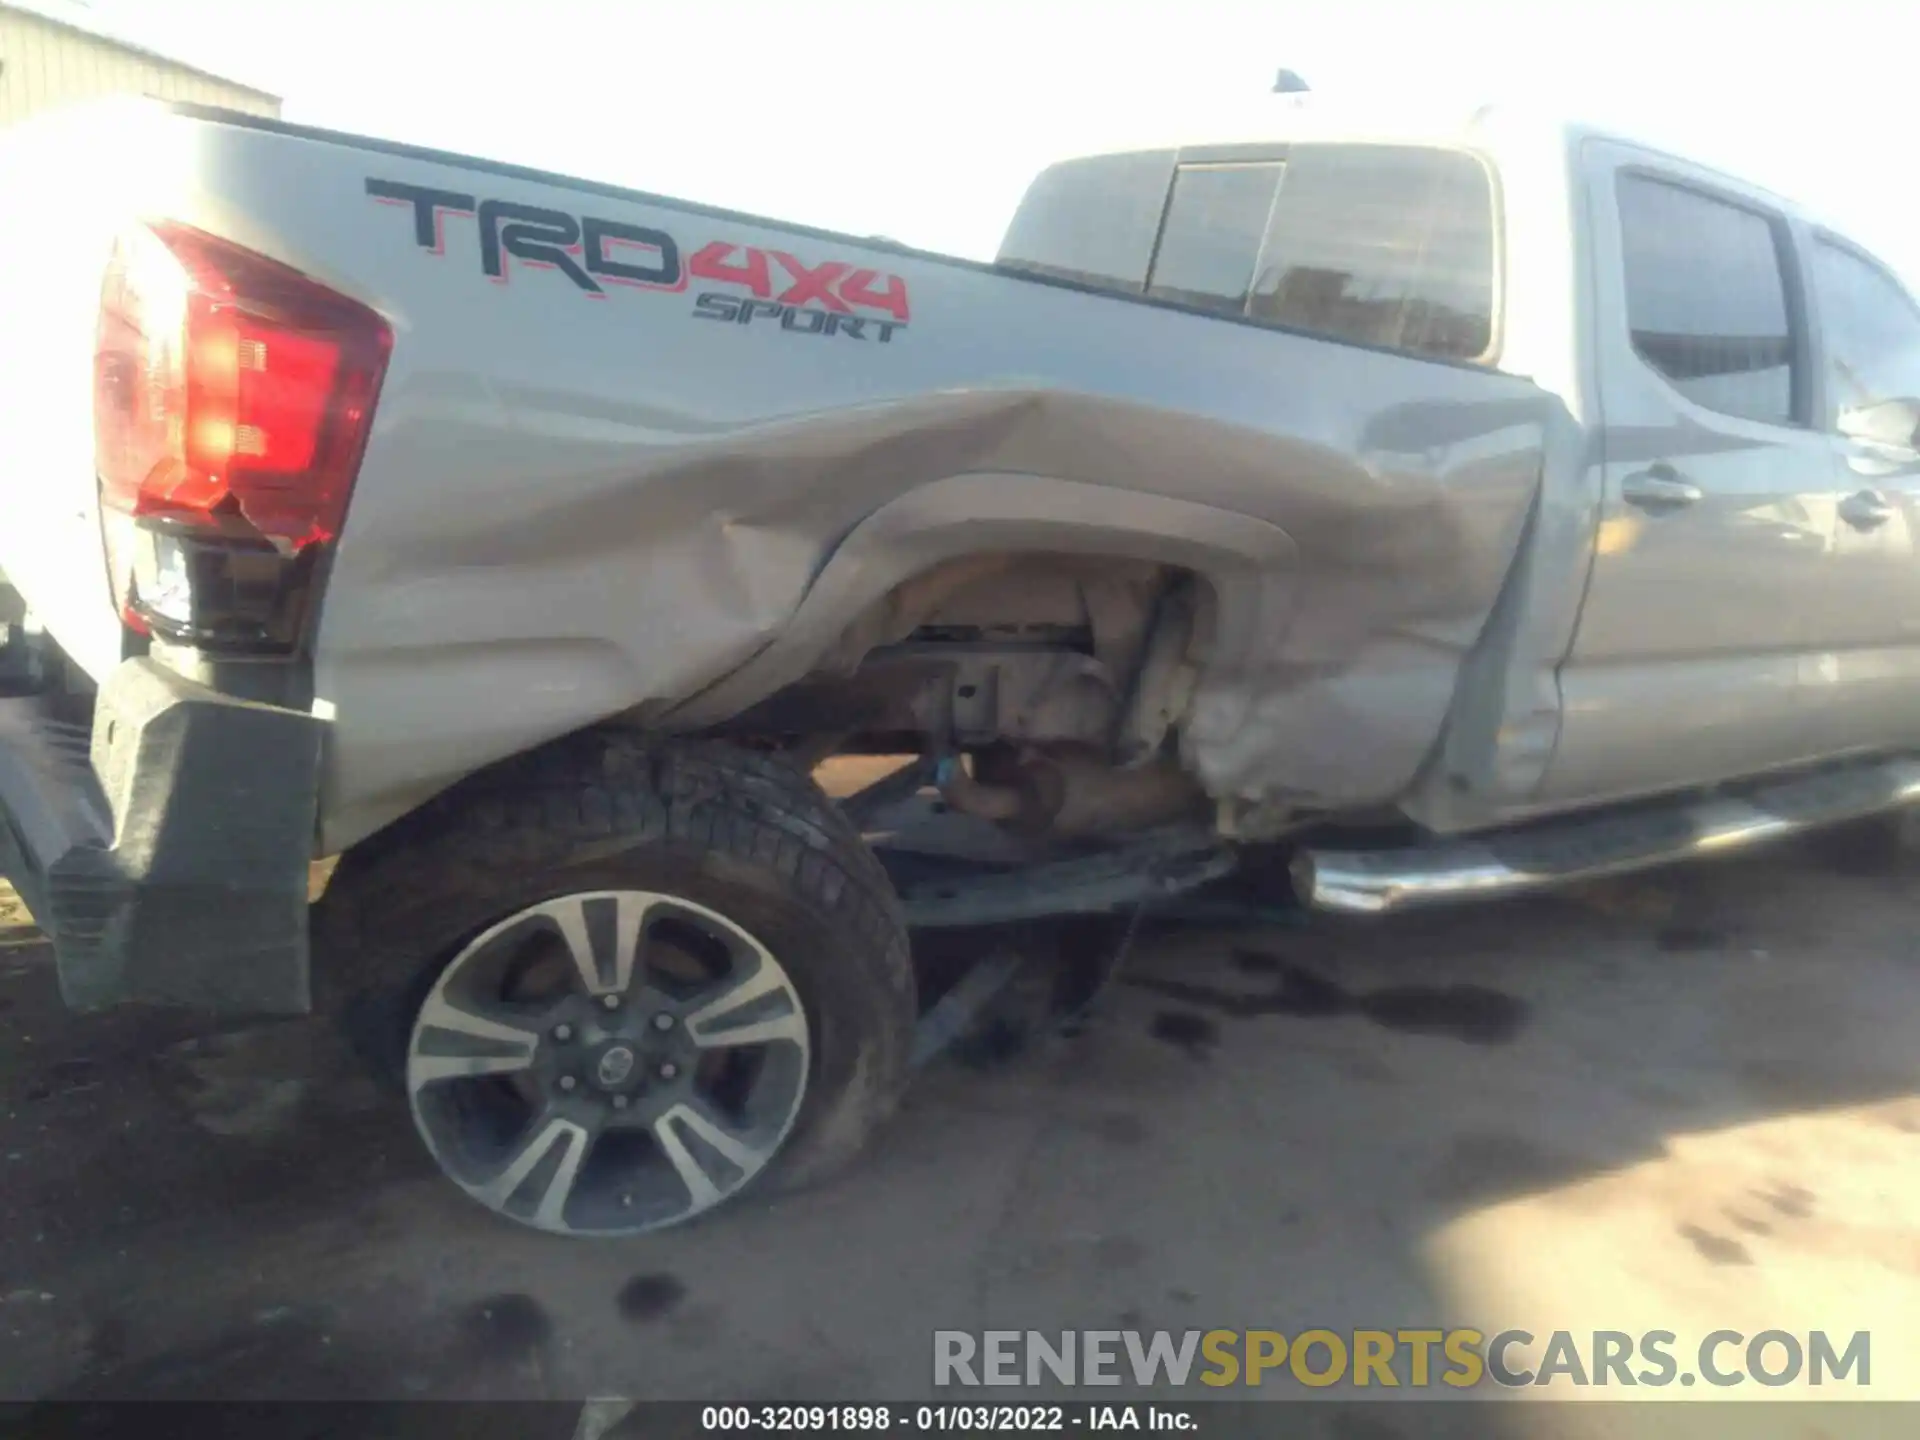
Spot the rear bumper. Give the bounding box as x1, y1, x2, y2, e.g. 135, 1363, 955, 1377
0, 657, 323, 1014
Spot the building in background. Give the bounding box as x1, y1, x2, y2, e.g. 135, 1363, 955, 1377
0, 0, 278, 127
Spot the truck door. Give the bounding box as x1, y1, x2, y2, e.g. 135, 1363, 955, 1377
1543, 142, 1831, 806
1797, 234, 1920, 755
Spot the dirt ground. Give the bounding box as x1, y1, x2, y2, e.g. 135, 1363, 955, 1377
1, 815, 1917, 1429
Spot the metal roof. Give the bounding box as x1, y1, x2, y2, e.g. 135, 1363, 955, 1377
0, 0, 280, 101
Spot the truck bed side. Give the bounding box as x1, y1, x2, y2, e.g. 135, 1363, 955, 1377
0, 103, 1565, 853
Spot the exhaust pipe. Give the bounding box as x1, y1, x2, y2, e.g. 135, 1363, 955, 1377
1295, 757, 1920, 915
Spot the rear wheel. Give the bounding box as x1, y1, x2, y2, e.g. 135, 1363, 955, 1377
318, 737, 914, 1236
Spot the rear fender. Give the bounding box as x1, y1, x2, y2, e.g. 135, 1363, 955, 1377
660, 471, 1301, 735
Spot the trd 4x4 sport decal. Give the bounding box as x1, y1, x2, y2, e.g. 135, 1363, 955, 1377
368, 178, 911, 343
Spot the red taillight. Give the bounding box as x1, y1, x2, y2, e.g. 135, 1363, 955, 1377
94, 223, 391, 639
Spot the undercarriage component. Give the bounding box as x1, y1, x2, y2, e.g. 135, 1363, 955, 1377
940, 745, 1208, 838
733, 642, 1130, 753
1296, 753, 1920, 914
716, 557, 1208, 767
899, 825, 1236, 929
839, 753, 942, 829
909, 947, 1027, 1068
1109, 578, 1204, 764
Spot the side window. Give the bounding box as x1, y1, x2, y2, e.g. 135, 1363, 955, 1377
1811, 239, 1920, 450
1146, 163, 1286, 313
1248, 146, 1496, 361
1616, 175, 1798, 426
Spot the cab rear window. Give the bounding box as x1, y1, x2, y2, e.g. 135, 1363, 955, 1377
999, 142, 1499, 363
1241, 146, 1496, 363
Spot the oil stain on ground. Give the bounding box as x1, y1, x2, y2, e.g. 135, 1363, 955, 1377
1134, 952, 1528, 1046
1148, 1010, 1218, 1059
1678, 1223, 1753, 1266
1757, 1183, 1815, 1219
450, 1292, 553, 1371
616, 1273, 686, 1323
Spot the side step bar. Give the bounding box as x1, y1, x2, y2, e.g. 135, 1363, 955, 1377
1295, 756, 1920, 915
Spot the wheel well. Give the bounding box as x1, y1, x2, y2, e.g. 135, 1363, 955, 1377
709, 551, 1214, 764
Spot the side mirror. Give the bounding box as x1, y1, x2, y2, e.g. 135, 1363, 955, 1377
1838, 396, 1920, 453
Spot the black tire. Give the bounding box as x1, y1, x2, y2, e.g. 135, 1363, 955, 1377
314, 734, 916, 1202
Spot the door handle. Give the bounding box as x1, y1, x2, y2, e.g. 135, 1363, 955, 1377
1620, 465, 1703, 510
1838, 489, 1895, 531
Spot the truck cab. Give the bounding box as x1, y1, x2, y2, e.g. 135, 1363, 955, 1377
995, 102, 1920, 833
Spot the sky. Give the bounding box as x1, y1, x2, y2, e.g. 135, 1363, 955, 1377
77, 0, 1920, 284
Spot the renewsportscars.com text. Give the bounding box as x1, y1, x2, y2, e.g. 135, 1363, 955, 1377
934, 1328, 1872, 1389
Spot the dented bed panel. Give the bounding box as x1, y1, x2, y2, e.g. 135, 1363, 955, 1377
65, 109, 1559, 851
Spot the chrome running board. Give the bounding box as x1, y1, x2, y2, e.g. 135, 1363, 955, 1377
1295, 756, 1920, 915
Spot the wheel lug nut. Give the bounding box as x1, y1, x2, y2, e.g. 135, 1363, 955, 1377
602, 994, 621, 1011
558, 1075, 577, 1092
652, 1013, 674, 1031
552, 1024, 573, 1042
611, 1093, 630, 1110
658, 1062, 679, 1080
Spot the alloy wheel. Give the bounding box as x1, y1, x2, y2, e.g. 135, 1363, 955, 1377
405, 890, 811, 1235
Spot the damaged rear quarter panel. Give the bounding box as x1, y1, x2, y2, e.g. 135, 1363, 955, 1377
182, 129, 1564, 851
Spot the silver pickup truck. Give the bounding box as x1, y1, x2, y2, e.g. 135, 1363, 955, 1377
1, 95, 1917, 1237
